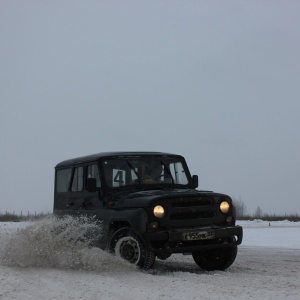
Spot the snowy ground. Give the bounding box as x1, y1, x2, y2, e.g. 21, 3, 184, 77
0, 219, 299, 300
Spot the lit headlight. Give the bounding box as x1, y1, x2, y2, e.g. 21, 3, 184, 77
220, 201, 230, 214
153, 205, 165, 218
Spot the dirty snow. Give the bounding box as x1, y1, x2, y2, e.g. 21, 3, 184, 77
0, 218, 299, 300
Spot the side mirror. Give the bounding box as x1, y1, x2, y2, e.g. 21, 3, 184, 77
87, 178, 97, 192
192, 175, 198, 189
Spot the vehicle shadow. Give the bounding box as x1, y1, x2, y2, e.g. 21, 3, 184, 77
147, 256, 210, 275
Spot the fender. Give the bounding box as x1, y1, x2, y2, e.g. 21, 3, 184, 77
100, 207, 147, 234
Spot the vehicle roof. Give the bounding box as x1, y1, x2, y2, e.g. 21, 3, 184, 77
55, 151, 182, 168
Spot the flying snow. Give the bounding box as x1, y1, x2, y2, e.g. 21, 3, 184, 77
0, 216, 133, 271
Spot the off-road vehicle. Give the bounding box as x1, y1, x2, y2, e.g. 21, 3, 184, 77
54, 152, 243, 270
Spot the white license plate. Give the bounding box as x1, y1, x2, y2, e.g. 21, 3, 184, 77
182, 231, 215, 241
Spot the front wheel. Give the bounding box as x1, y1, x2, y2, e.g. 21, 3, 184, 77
109, 228, 155, 269
192, 239, 238, 271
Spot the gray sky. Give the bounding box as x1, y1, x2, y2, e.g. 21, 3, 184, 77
1, 0, 299, 215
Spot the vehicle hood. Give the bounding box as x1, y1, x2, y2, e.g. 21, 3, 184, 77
110, 188, 225, 209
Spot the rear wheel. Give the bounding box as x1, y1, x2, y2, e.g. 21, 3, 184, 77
192, 238, 238, 271
109, 228, 155, 269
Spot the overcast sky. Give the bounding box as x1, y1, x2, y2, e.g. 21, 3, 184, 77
1, 0, 299, 215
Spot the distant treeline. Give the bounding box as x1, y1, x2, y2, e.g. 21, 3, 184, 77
237, 214, 300, 222
0, 211, 299, 222
232, 198, 300, 221
0, 211, 51, 222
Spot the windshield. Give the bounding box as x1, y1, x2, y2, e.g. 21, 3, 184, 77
102, 157, 190, 189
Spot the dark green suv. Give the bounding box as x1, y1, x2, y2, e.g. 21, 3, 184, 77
54, 152, 243, 270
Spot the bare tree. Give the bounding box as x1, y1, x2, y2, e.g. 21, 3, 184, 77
233, 197, 247, 218
254, 206, 263, 218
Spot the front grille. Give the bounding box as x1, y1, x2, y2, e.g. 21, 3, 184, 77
170, 210, 215, 220
156, 196, 218, 228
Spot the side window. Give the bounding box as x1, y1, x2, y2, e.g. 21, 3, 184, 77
71, 167, 84, 192
56, 168, 72, 192
169, 162, 188, 185
87, 164, 101, 188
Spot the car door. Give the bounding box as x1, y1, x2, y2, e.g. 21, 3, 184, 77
81, 163, 103, 216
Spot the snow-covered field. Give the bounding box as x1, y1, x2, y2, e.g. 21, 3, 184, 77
0, 219, 299, 300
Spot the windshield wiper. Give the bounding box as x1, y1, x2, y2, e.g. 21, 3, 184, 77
160, 161, 175, 184
126, 161, 141, 185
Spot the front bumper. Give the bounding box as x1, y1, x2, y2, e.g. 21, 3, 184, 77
145, 225, 243, 254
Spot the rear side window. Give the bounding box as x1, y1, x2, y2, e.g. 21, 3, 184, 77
56, 168, 72, 192
71, 167, 84, 192
87, 164, 101, 188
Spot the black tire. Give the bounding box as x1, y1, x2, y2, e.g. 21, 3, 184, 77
109, 228, 155, 270
192, 239, 238, 271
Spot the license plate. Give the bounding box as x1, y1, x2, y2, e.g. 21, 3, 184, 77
182, 231, 215, 241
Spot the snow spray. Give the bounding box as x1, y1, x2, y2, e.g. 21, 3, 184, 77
0, 215, 133, 272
